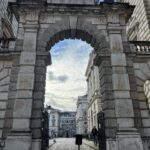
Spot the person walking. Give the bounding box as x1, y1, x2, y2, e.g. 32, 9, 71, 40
91, 126, 98, 146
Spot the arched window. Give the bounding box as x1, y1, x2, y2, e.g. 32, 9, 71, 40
144, 80, 150, 109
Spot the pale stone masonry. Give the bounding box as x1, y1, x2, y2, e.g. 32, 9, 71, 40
85, 51, 102, 135
0, 0, 18, 145
76, 95, 88, 135
121, 0, 150, 41
0, 1, 150, 150
59, 112, 76, 137
48, 107, 60, 138
0, 0, 18, 40
47, 106, 76, 138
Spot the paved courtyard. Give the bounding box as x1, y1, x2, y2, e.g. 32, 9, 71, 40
48, 138, 97, 150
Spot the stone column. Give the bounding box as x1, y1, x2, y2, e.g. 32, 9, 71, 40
5, 11, 39, 150
107, 13, 143, 150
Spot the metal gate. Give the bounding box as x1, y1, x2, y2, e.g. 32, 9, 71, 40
97, 111, 106, 150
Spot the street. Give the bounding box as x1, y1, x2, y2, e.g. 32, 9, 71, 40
48, 138, 96, 150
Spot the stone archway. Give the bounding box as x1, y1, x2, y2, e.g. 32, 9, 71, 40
2, 1, 145, 150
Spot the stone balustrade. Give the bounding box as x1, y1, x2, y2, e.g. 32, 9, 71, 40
130, 41, 150, 52
0, 38, 16, 53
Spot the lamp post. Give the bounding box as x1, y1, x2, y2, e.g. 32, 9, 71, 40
0, 139, 5, 150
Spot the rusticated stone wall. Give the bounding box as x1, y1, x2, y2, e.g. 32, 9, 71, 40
1, 1, 149, 150
0, 58, 12, 139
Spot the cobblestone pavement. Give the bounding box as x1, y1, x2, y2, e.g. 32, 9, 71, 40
48, 138, 95, 150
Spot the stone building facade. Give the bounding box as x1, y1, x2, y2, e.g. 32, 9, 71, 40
47, 106, 76, 138
85, 51, 102, 135
121, 0, 150, 41
59, 112, 76, 137
76, 95, 88, 136
0, 1, 150, 150
0, 0, 18, 48
48, 107, 60, 138
0, 0, 18, 146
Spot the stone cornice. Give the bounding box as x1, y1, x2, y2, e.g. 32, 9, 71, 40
9, 2, 134, 20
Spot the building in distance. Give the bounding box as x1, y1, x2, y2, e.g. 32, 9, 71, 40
47, 106, 76, 138
76, 95, 88, 136
85, 51, 102, 135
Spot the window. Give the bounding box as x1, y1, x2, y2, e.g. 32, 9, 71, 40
144, 80, 150, 109
52, 119, 56, 126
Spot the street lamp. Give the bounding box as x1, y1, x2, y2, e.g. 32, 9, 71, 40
0, 139, 5, 150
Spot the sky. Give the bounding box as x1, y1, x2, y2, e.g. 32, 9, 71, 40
45, 39, 93, 111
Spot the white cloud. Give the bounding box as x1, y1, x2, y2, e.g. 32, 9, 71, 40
45, 39, 92, 111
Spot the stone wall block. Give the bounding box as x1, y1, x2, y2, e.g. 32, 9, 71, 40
31, 110, 42, 118
142, 119, 150, 127
19, 66, 34, 74
105, 110, 116, 118
17, 74, 34, 90
0, 120, 4, 128
109, 34, 123, 52
136, 78, 144, 87
16, 90, 32, 99
0, 69, 9, 79
0, 76, 10, 86
139, 101, 148, 109
0, 85, 9, 92
111, 53, 126, 67
12, 118, 30, 131
112, 74, 130, 91
0, 130, 2, 137
135, 70, 147, 81
8, 90, 16, 98
117, 132, 144, 150
0, 111, 5, 119
0, 93, 8, 100
32, 129, 41, 138
33, 92, 44, 100
0, 101, 7, 109
112, 67, 126, 74
32, 101, 43, 109
13, 99, 32, 118
139, 63, 150, 78
115, 99, 134, 118
138, 93, 146, 101
105, 129, 116, 139
20, 52, 36, 65
31, 119, 42, 128
117, 118, 134, 128
103, 101, 115, 109
23, 32, 37, 52
105, 119, 117, 127
140, 110, 149, 118
35, 67, 46, 74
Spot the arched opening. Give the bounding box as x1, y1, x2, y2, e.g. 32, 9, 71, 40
44, 38, 93, 138
45, 39, 92, 111
39, 27, 107, 143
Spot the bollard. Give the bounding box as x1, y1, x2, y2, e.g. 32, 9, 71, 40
75, 134, 83, 150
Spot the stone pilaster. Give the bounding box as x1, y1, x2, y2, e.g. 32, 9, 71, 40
31, 53, 50, 150
107, 15, 143, 150
5, 11, 39, 150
